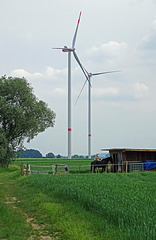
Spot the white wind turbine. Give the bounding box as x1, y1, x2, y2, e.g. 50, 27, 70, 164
75, 67, 120, 159
53, 12, 89, 159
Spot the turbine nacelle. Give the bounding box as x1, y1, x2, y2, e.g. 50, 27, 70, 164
53, 46, 75, 52
62, 46, 75, 52
62, 48, 72, 52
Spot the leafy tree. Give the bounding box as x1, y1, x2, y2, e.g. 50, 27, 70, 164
0, 129, 12, 167
0, 76, 56, 167
46, 152, 55, 158
72, 154, 79, 159
17, 149, 43, 158
56, 154, 61, 158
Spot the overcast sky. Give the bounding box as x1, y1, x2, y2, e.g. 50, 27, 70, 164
1, 0, 156, 156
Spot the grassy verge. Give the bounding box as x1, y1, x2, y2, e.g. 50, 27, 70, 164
0, 166, 32, 240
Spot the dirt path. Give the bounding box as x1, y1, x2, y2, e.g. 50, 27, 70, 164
5, 197, 53, 240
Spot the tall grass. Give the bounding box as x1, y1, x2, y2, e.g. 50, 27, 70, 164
20, 172, 156, 240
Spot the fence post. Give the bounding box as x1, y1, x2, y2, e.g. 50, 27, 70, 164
52, 165, 56, 175
26, 164, 31, 175
126, 161, 128, 173
79, 165, 81, 173
21, 163, 24, 175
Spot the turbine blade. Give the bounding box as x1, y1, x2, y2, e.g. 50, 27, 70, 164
52, 47, 64, 49
73, 51, 91, 87
72, 11, 82, 49
91, 70, 121, 76
74, 79, 88, 105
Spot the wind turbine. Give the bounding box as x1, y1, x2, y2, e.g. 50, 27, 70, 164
75, 67, 120, 159
53, 12, 89, 159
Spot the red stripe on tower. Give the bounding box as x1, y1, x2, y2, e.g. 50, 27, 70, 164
68, 128, 72, 131
89, 134, 91, 137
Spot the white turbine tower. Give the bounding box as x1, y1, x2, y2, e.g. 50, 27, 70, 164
75, 68, 120, 159
53, 12, 89, 159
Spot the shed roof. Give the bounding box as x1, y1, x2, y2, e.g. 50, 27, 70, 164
101, 148, 156, 152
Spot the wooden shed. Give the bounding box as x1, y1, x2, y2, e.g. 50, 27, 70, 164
101, 148, 156, 172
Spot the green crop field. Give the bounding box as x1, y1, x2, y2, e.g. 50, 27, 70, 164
0, 163, 156, 239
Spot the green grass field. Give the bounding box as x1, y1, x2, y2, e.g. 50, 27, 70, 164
15, 158, 93, 173
0, 162, 156, 239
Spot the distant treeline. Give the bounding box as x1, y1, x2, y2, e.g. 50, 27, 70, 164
16, 149, 108, 159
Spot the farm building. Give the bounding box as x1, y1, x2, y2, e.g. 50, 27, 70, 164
101, 148, 156, 172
